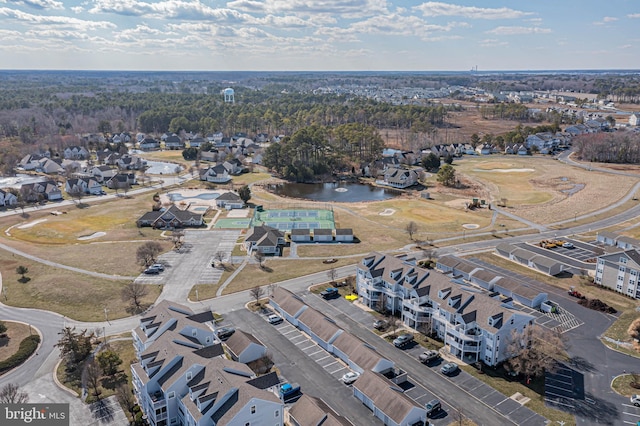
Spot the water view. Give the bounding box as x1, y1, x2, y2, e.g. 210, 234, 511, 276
271, 182, 400, 202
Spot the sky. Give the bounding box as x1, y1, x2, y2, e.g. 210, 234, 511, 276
1, 0, 639, 71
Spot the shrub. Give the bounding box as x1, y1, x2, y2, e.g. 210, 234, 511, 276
0, 335, 40, 374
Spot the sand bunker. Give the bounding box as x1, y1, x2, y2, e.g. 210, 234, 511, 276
77, 232, 106, 241
379, 209, 396, 216
18, 218, 47, 229
227, 209, 250, 218
462, 224, 480, 229
473, 168, 534, 173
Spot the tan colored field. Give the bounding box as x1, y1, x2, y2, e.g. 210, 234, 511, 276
452, 156, 637, 224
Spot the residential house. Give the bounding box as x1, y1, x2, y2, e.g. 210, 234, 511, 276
630, 113, 640, 127
222, 159, 243, 175
516, 144, 529, 155
357, 252, 535, 366
137, 205, 204, 229
131, 301, 284, 426
475, 144, 492, 155
91, 165, 118, 183
377, 167, 419, 189
200, 150, 219, 163
215, 192, 244, 210
199, 164, 231, 183
352, 371, 426, 426
107, 173, 137, 190
65, 177, 102, 195
243, 225, 285, 255
63, 146, 89, 160
0, 189, 17, 207
287, 395, 353, 426
20, 180, 62, 201
190, 137, 207, 148
224, 330, 267, 364
117, 154, 146, 170
596, 231, 618, 246
139, 138, 160, 151
39, 158, 65, 174
595, 250, 640, 299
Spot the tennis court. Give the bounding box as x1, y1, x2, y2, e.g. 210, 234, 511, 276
252, 208, 335, 230
214, 218, 252, 229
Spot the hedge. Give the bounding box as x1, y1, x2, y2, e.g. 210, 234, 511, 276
0, 335, 40, 374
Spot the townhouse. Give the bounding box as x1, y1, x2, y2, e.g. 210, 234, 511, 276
131, 301, 284, 426
356, 252, 535, 366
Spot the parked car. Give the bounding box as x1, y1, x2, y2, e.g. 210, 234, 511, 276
562, 242, 574, 249
419, 350, 440, 364
393, 333, 414, 348
425, 399, 441, 417
151, 263, 165, 271
216, 327, 235, 340
143, 266, 161, 275
268, 314, 283, 325
631, 394, 640, 407
341, 371, 360, 385
440, 362, 459, 375
320, 287, 339, 299
373, 319, 389, 330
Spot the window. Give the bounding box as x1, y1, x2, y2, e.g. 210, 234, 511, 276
171, 418, 177, 424
251, 406, 256, 414
275, 410, 279, 418
632, 270, 638, 276
620, 257, 628, 264
206, 336, 211, 343
168, 392, 175, 399
192, 329, 197, 337
186, 372, 192, 381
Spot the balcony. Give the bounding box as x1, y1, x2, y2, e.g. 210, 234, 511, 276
148, 390, 166, 409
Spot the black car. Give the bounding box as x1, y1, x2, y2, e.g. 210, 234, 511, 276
393, 333, 414, 348
143, 267, 160, 275
425, 399, 441, 417
373, 319, 389, 330
216, 327, 235, 340
320, 287, 339, 299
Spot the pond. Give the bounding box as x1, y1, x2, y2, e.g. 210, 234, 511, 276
270, 182, 401, 202
145, 160, 183, 175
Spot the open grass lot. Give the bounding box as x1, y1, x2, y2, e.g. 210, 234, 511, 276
137, 149, 189, 166
220, 258, 353, 295
188, 283, 222, 301
452, 156, 637, 224
0, 249, 160, 321
460, 364, 575, 425
612, 374, 640, 397
0, 195, 173, 276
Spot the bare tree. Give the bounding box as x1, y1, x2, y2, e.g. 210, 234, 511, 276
327, 267, 338, 284
254, 251, 265, 269
0, 383, 28, 403
504, 325, 567, 380
405, 221, 418, 241
628, 317, 640, 352
121, 283, 149, 314
214, 250, 226, 268
268, 283, 278, 297
389, 318, 401, 337
136, 241, 163, 267
250, 285, 265, 307
115, 383, 136, 420
82, 358, 103, 400
69, 188, 85, 205
171, 230, 185, 250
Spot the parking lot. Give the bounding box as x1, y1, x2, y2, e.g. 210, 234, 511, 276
621, 399, 640, 425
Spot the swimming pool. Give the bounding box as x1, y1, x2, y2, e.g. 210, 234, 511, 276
169, 192, 220, 201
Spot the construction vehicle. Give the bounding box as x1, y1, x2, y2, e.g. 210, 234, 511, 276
568, 286, 586, 300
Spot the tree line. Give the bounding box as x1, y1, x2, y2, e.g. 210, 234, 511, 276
574, 132, 640, 163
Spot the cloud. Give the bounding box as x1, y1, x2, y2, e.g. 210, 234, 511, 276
628, 13, 640, 18
6, 0, 64, 10
594, 16, 618, 25
414, 2, 532, 19
0, 6, 115, 29
89, 0, 246, 22
486, 26, 552, 35
478, 38, 508, 48
227, 0, 388, 17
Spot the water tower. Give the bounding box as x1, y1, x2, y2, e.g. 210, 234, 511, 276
223, 87, 235, 103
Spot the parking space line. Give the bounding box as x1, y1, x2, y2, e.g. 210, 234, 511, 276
307, 349, 324, 356
323, 361, 338, 368
544, 398, 573, 408
623, 411, 640, 418
281, 329, 297, 335
299, 344, 316, 351
545, 383, 572, 392
623, 421, 638, 425
329, 366, 346, 374
622, 403, 640, 409
294, 339, 311, 346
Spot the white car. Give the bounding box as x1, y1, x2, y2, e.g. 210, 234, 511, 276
562, 242, 574, 249
631, 394, 640, 407
341, 371, 360, 385
268, 314, 283, 325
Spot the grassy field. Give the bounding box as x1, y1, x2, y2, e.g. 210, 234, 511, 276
220, 258, 354, 295
0, 247, 160, 321
0, 321, 32, 361
612, 374, 640, 397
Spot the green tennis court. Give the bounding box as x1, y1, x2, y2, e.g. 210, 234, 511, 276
214, 218, 252, 229
252, 208, 335, 230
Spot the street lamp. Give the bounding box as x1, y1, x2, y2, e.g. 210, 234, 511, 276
104, 307, 109, 324
574, 212, 577, 222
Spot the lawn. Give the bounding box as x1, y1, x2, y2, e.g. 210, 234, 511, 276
0, 321, 32, 362
612, 374, 640, 397
0, 248, 160, 321
220, 258, 354, 295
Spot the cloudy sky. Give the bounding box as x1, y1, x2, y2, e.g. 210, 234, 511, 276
1, 0, 639, 71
